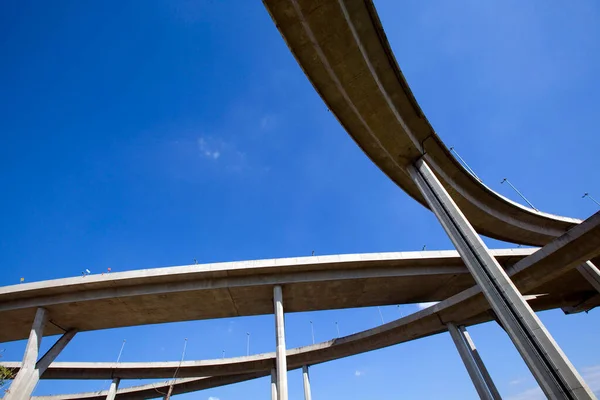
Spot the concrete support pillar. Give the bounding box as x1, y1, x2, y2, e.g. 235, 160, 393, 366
409, 158, 595, 400
106, 378, 120, 400
271, 368, 278, 400
273, 285, 288, 400
577, 261, 600, 293
302, 365, 312, 400
6, 308, 77, 400
448, 323, 500, 400
460, 326, 502, 400
6, 308, 47, 400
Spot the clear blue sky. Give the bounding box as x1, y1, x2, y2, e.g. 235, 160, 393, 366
1, 0, 599, 399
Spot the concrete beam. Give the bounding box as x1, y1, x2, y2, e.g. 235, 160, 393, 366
274, 285, 288, 400
448, 323, 500, 400
409, 159, 595, 400
106, 378, 119, 400
577, 261, 600, 293
302, 365, 312, 400
33, 374, 267, 400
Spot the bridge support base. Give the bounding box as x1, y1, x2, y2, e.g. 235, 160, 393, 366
274, 285, 288, 400
409, 158, 595, 399
303, 365, 312, 400
6, 308, 77, 400
448, 323, 501, 400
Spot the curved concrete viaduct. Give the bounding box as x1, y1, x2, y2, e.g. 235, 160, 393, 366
0, 249, 534, 343
3, 209, 600, 399
262, 0, 580, 246
3, 1, 600, 399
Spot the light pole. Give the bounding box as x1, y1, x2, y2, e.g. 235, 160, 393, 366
501, 178, 538, 211
583, 193, 600, 207
116, 339, 126, 363
450, 146, 482, 182
377, 307, 385, 324
335, 321, 340, 337
246, 332, 250, 356
397, 304, 404, 318
309, 321, 315, 344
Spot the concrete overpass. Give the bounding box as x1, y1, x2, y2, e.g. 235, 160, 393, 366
3, 209, 600, 399
0, 248, 534, 343
2, 0, 600, 399
262, 0, 580, 247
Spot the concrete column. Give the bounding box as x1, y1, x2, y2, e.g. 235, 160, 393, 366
447, 323, 500, 400
409, 159, 595, 400
6, 308, 77, 400
302, 365, 312, 400
460, 326, 502, 400
271, 368, 278, 400
577, 261, 600, 293
273, 285, 288, 400
106, 378, 120, 400
6, 308, 48, 400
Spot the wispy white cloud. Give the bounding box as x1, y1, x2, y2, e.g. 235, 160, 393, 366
509, 378, 524, 386
259, 114, 277, 132
508, 365, 600, 400
582, 365, 600, 393
416, 302, 439, 310
208, 397, 220, 400
354, 370, 364, 377
507, 386, 545, 400
198, 137, 221, 160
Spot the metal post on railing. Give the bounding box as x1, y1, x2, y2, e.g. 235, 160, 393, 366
583, 193, 600, 207
450, 146, 482, 182
501, 178, 538, 211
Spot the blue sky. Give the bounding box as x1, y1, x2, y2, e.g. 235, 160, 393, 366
1, 0, 599, 399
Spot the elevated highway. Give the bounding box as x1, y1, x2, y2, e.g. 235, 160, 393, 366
2, 1, 599, 399
1, 249, 533, 343
3, 209, 600, 399
262, 0, 581, 246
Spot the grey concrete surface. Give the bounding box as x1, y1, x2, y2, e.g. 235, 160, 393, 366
262, 0, 581, 246
0, 250, 537, 343
274, 285, 288, 400
410, 159, 595, 399
578, 261, 600, 293
5, 307, 48, 400
447, 323, 499, 400
8, 328, 76, 400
